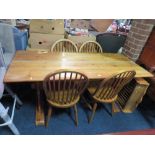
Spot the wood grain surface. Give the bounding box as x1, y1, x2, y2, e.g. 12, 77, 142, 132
4, 50, 153, 83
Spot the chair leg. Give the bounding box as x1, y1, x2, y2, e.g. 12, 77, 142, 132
0, 102, 20, 135
46, 106, 52, 127
112, 102, 121, 116
73, 105, 78, 126
89, 103, 97, 123
8, 122, 20, 135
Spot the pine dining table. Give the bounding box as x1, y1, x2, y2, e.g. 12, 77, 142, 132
4, 50, 153, 126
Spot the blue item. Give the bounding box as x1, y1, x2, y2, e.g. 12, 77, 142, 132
13, 27, 28, 50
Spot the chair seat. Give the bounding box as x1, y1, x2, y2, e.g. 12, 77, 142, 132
46, 90, 80, 108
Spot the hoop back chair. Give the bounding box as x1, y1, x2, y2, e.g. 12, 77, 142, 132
86, 70, 136, 123
79, 41, 103, 53
43, 70, 89, 126
50, 39, 78, 52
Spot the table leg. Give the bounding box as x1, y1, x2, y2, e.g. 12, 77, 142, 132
35, 82, 45, 126
112, 102, 121, 113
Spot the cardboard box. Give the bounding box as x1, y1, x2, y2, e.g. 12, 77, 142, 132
29, 33, 64, 49
70, 19, 90, 29
90, 19, 113, 32
67, 34, 96, 48
30, 19, 64, 34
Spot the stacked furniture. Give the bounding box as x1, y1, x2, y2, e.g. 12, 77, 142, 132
29, 19, 64, 51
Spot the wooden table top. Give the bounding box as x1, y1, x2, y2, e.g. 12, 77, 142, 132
4, 50, 153, 83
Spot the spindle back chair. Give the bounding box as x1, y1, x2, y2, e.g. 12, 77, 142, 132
79, 41, 103, 53
50, 39, 78, 52
43, 70, 89, 126
86, 70, 136, 123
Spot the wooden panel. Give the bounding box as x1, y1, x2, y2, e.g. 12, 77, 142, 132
145, 27, 155, 47
138, 27, 155, 103
138, 27, 155, 68
147, 85, 155, 102
146, 71, 155, 102
4, 51, 153, 83
138, 47, 155, 68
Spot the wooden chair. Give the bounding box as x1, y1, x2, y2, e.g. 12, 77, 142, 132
50, 39, 78, 52
79, 41, 103, 53
84, 70, 136, 123
43, 70, 89, 127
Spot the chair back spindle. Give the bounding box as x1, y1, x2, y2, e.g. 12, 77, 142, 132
93, 70, 136, 101
79, 41, 103, 53
51, 39, 78, 52
43, 70, 89, 107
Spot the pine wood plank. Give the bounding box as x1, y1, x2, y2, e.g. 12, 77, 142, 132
4, 51, 153, 83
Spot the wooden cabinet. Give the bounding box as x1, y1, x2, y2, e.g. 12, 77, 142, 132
138, 27, 155, 69
138, 26, 155, 102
